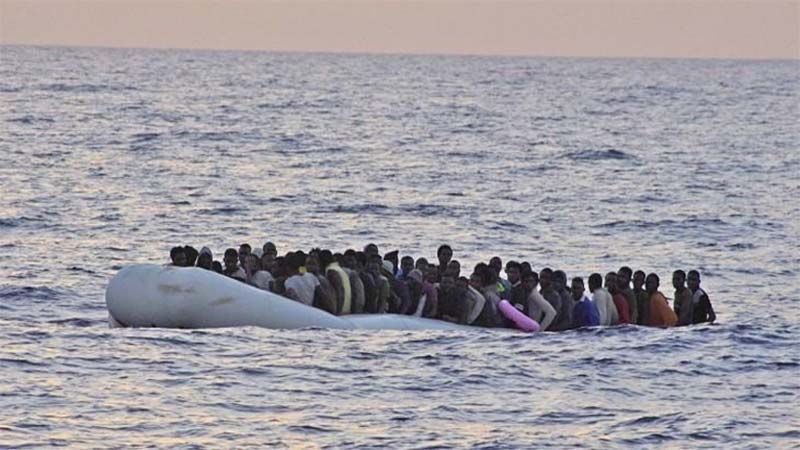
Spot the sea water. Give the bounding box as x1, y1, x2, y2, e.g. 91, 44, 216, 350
1, 46, 798, 448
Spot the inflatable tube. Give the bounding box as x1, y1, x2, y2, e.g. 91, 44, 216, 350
498, 300, 540, 332
106, 265, 475, 331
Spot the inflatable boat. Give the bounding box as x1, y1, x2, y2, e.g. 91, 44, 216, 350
105, 264, 477, 331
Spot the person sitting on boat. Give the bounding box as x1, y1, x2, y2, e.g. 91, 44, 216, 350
284, 252, 320, 307
341, 250, 365, 314
489, 256, 510, 300
618, 266, 639, 324
196, 247, 214, 271
397, 255, 415, 280
539, 268, 563, 329
633, 270, 650, 325
183, 246, 198, 267
551, 270, 575, 330
687, 270, 716, 324
320, 249, 351, 315
645, 273, 678, 327
238, 243, 252, 268
588, 273, 618, 326
223, 248, 247, 282
243, 253, 273, 292
445, 259, 461, 279
365, 254, 390, 313
169, 246, 187, 266
572, 277, 600, 328
437, 274, 469, 324
672, 270, 694, 326
522, 271, 557, 331
606, 272, 631, 324
505, 261, 527, 314
305, 252, 337, 314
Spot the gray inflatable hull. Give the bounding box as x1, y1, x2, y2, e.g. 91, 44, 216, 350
106, 264, 475, 331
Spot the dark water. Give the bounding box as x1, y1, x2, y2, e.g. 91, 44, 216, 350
1, 46, 799, 448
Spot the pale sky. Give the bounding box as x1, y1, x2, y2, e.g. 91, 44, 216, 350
1, 0, 798, 59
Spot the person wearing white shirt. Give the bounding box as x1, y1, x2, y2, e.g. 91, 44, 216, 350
589, 273, 618, 326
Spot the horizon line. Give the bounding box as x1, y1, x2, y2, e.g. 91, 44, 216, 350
3, 42, 799, 63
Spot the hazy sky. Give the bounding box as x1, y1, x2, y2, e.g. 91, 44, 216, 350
1, 0, 798, 59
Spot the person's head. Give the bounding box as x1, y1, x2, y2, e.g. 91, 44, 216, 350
539, 268, 553, 290
520, 262, 533, 276
440, 274, 456, 292
238, 243, 252, 266
633, 270, 646, 290
489, 256, 502, 276
617, 266, 632, 289
456, 276, 470, 291
605, 271, 617, 292
480, 265, 497, 287
645, 273, 660, 294
261, 253, 276, 274
183, 246, 198, 267
355, 251, 367, 270
343, 249, 358, 270
366, 254, 383, 275
223, 248, 238, 270
571, 277, 585, 301
672, 270, 686, 290
400, 256, 415, 275
437, 245, 453, 266
553, 270, 567, 289
687, 270, 701, 291
170, 246, 187, 266
424, 266, 439, 284
305, 254, 321, 275
446, 260, 461, 278
262, 242, 277, 258
197, 247, 213, 270
469, 272, 482, 290
505, 261, 521, 284
588, 273, 603, 292
415, 257, 429, 272
244, 253, 261, 273
211, 261, 223, 273
383, 250, 399, 271
363, 243, 380, 258
407, 269, 423, 288
522, 271, 539, 292
273, 256, 287, 278
318, 249, 334, 269
287, 251, 305, 274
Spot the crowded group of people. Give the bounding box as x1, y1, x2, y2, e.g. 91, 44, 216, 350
167, 242, 716, 331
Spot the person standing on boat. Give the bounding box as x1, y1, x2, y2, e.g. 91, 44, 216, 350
687, 270, 716, 324
437, 245, 453, 281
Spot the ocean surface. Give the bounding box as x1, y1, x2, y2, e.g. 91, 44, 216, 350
1, 45, 799, 448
